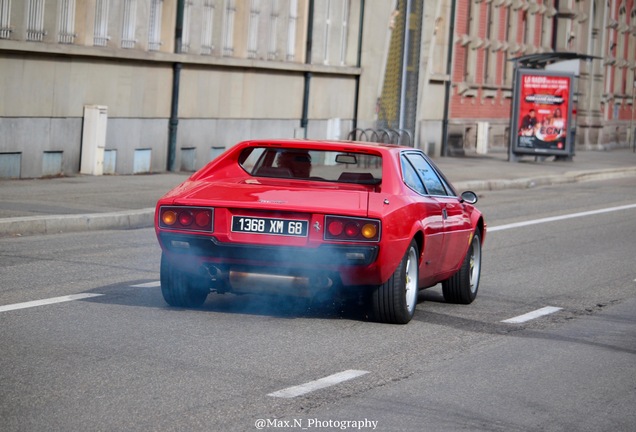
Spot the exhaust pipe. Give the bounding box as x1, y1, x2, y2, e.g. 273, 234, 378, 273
203, 265, 333, 296
229, 271, 333, 297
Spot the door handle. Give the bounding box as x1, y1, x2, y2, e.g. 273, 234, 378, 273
442, 208, 448, 220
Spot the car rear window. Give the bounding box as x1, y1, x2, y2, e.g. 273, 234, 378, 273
239, 147, 382, 185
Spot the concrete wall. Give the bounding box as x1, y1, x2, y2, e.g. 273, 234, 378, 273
0, 1, 395, 178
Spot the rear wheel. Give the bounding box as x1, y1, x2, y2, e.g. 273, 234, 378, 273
442, 229, 481, 304
160, 253, 209, 308
372, 240, 419, 324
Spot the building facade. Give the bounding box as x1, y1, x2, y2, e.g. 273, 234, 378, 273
446, 0, 636, 154
1, 0, 393, 178
1, 0, 634, 178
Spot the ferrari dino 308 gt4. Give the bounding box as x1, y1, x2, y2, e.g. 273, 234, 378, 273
155, 139, 485, 324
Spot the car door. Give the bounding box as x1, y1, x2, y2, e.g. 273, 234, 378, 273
400, 153, 445, 284
403, 152, 473, 275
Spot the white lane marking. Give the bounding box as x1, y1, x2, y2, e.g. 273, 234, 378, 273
502, 306, 563, 324
268, 369, 369, 398
131, 281, 161, 288
489, 203, 636, 232
0, 293, 104, 313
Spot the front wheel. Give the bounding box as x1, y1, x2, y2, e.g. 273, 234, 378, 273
160, 253, 209, 308
372, 240, 419, 324
442, 229, 482, 304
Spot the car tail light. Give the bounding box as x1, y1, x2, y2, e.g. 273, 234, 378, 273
324, 216, 380, 242
159, 206, 213, 232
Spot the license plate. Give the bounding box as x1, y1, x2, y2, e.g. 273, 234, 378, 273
231, 216, 308, 237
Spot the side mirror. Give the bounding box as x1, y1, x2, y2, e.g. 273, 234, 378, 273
460, 191, 478, 204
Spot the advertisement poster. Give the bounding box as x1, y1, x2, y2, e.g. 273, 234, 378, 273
513, 70, 572, 155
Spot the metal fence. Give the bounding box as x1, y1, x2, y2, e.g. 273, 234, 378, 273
346, 128, 413, 147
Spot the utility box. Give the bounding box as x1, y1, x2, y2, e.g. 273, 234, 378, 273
476, 122, 489, 155
80, 105, 108, 175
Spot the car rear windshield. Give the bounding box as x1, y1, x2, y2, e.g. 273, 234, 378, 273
239, 147, 382, 185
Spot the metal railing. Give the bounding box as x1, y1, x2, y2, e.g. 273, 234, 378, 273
346, 128, 413, 147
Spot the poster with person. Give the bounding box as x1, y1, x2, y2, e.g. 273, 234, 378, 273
512, 70, 573, 156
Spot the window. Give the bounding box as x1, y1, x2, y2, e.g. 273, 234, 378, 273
0, 0, 11, 39
339, 0, 350, 65
222, 0, 235, 56
267, 0, 279, 60
240, 147, 382, 183
148, 0, 163, 51
58, 0, 76, 43
403, 153, 448, 196
201, 0, 216, 54
463, 0, 477, 83
121, 0, 137, 48
286, 0, 298, 60
322, 0, 332, 64
247, 0, 260, 58
93, 0, 110, 46
180, 0, 193, 53
26, 0, 45, 41
401, 155, 426, 195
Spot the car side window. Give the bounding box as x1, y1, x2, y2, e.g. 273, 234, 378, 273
405, 153, 448, 196
400, 155, 426, 195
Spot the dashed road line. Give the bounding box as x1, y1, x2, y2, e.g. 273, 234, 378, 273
0, 293, 104, 313
268, 370, 369, 398
501, 306, 563, 324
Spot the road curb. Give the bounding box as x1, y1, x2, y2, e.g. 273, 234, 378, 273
2, 167, 635, 237
454, 167, 636, 192
0, 208, 154, 237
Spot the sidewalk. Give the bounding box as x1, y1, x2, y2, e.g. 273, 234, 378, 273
1, 149, 635, 237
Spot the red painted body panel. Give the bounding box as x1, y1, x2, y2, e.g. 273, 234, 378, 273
155, 139, 485, 293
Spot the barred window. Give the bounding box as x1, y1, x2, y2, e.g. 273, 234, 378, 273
148, 0, 163, 51
339, 0, 350, 65
286, 0, 298, 61
267, 0, 279, 60
93, 0, 110, 46
322, 0, 332, 64
201, 0, 216, 54
26, 0, 45, 42
58, 0, 76, 44
247, 0, 261, 58
179, 0, 192, 53
0, 0, 11, 40
121, 0, 137, 48
222, 0, 235, 56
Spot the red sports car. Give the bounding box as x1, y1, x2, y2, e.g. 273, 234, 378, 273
155, 139, 485, 324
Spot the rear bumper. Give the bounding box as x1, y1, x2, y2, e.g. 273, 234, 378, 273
158, 232, 379, 269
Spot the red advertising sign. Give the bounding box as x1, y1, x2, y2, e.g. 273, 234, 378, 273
515, 72, 571, 153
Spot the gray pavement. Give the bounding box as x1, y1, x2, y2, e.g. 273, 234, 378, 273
1, 149, 635, 237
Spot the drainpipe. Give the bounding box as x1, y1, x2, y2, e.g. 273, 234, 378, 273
300, 0, 314, 139
398, 0, 412, 130
168, 0, 185, 171
168, 63, 181, 171
441, 0, 456, 156
351, 0, 365, 132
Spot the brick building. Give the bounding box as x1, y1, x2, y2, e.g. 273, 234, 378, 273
445, 0, 636, 155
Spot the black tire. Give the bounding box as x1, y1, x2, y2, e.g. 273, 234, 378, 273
442, 229, 482, 304
372, 240, 419, 324
160, 253, 209, 308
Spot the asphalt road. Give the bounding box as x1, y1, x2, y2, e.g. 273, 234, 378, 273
1, 178, 635, 432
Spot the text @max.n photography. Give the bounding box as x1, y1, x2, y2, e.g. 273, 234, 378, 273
254, 418, 378, 430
